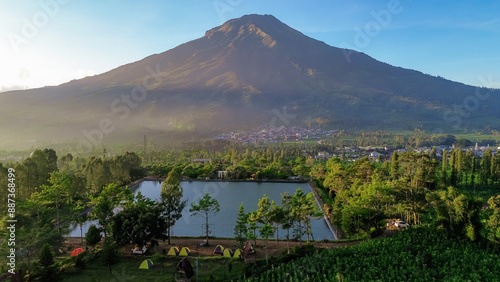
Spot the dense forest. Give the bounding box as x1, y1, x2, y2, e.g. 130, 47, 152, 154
1, 141, 500, 280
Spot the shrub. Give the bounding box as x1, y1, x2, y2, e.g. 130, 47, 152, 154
85, 225, 101, 246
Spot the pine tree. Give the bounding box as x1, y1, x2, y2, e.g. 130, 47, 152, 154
101, 238, 120, 274
481, 148, 492, 185
390, 152, 399, 180
430, 147, 437, 161
234, 203, 248, 249
449, 149, 457, 187
160, 169, 187, 244
442, 148, 448, 184
37, 243, 60, 281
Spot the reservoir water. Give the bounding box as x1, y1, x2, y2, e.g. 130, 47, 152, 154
68, 181, 335, 240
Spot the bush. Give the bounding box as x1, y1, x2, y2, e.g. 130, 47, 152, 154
35, 243, 61, 281
85, 225, 101, 246
151, 252, 164, 265
75, 253, 86, 269
292, 242, 316, 257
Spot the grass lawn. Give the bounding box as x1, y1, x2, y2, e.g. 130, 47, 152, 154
61, 254, 246, 282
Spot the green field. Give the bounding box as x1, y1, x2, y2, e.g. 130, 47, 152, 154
61, 255, 245, 282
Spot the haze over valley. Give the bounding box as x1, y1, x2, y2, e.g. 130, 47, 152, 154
1, 14, 499, 152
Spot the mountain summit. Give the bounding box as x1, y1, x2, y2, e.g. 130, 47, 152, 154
1, 14, 499, 150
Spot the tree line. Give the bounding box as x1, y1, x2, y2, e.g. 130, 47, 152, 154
234, 188, 322, 264
316, 150, 500, 250
0, 150, 143, 278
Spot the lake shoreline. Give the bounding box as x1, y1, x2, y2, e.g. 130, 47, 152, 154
69, 180, 335, 240
137, 175, 309, 185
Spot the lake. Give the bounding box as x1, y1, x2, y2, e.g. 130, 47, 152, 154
67, 181, 335, 240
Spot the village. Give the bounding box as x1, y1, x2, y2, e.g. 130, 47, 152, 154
213, 126, 499, 163
213, 125, 337, 144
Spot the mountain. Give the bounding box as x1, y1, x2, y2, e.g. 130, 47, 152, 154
1, 14, 499, 150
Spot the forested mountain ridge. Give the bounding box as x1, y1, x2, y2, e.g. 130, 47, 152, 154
1, 14, 500, 150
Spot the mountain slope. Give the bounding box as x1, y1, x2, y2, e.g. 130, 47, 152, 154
1, 14, 499, 150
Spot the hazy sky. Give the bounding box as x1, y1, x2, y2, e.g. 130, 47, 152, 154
1, 0, 500, 92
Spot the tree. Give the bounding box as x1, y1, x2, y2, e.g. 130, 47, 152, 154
101, 237, 120, 274
259, 223, 274, 264
31, 149, 58, 187
82, 156, 110, 193
486, 195, 500, 248
234, 203, 248, 249
391, 152, 437, 225
90, 183, 132, 237
26, 191, 52, 223
270, 201, 284, 248
449, 149, 458, 187
253, 195, 275, 264
40, 171, 71, 234
481, 148, 492, 185
246, 211, 258, 247
426, 187, 482, 241
280, 192, 295, 254
111, 191, 165, 248
290, 188, 323, 244
72, 200, 88, 246
189, 192, 220, 246
36, 243, 60, 281
85, 224, 101, 246
160, 170, 187, 244
390, 151, 399, 180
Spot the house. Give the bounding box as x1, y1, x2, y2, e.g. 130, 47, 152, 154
217, 171, 228, 179
317, 151, 330, 159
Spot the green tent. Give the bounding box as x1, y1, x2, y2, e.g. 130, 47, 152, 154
233, 249, 242, 259
139, 259, 154, 269
223, 248, 234, 258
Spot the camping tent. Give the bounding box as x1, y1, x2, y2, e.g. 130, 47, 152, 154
223, 248, 234, 258
179, 247, 191, 256
233, 249, 242, 259
139, 259, 154, 269
70, 248, 84, 257
167, 247, 180, 256
213, 245, 224, 255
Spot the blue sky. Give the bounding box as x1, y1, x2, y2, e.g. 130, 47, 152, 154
1, 0, 500, 92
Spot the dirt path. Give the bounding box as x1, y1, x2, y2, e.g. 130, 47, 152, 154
63, 232, 396, 259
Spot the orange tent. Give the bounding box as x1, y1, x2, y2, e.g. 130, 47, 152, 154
70, 248, 85, 256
